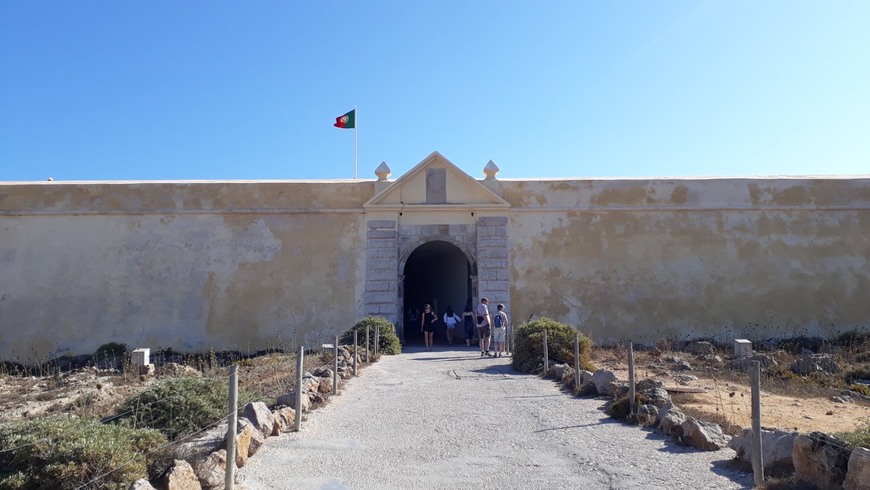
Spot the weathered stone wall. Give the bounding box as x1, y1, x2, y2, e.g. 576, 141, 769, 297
502, 178, 870, 343
0, 181, 371, 361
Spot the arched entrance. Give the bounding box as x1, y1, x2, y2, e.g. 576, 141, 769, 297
402, 240, 473, 345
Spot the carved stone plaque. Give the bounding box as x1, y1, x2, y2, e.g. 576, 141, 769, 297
426, 168, 447, 204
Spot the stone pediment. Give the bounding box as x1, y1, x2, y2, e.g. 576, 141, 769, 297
364, 152, 510, 210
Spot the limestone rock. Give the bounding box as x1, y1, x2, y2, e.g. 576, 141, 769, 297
680, 418, 729, 451
725, 354, 778, 371
277, 391, 311, 413
635, 378, 663, 392
156, 459, 201, 490
242, 401, 275, 438
793, 432, 851, 489
301, 373, 321, 393
791, 354, 842, 375
549, 363, 568, 380
728, 428, 798, 473
578, 370, 594, 385
272, 407, 297, 433
129, 479, 157, 490
237, 418, 265, 457
592, 370, 618, 396
192, 449, 226, 490
658, 404, 687, 439
844, 446, 870, 490
172, 424, 226, 464
685, 341, 714, 355
312, 367, 333, 378
636, 404, 659, 426
640, 387, 672, 409
155, 363, 202, 378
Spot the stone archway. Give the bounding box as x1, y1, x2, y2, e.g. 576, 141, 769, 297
400, 240, 475, 345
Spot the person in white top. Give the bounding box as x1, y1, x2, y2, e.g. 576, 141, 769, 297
443, 306, 461, 346
492, 303, 509, 358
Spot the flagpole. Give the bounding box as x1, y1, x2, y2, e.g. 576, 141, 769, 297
354, 105, 358, 179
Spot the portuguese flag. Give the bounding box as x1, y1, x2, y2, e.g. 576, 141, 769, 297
333, 109, 355, 129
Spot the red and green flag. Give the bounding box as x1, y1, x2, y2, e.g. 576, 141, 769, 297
333, 109, 355, 129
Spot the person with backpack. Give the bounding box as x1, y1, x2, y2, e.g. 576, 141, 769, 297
476, 297, 492, 356
443, 306, 461, 346
492, 303, 509, 358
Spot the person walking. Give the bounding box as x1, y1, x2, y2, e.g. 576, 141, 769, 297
420, 304, 437, 351
462, 301, 475, 347
476, 297, 492, 356
443, 306, 460, 346
492, 303, 509, 358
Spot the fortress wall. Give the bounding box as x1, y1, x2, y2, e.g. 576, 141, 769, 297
503, 178, 870, 344
0, 181, 371, 361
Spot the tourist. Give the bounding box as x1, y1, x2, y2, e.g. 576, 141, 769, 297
443, 306, 460, 346
420, 304, 437, 351
476, 297, 492, 356
462, 301, 475, 346
492, 303, 509, 357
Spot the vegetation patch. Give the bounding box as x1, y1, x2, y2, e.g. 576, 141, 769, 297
511, 317, 593, 375
342, 317, 402, 355
112, 377, 253, 441
836, 422, 870, 449
0, 415, 165, 490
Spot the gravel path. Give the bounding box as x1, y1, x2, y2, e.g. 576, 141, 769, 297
238, 347, 753, 489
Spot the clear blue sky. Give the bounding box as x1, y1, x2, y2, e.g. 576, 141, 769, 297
1, 1, 868, 181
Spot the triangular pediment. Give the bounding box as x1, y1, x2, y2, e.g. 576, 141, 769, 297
364, 152, 509, 209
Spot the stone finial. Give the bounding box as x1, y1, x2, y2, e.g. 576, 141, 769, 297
375, 161, 391, 181
483, 160, 500, 180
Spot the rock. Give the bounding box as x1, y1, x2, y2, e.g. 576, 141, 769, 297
729, 428, 798, 473
237, 418, 265, 457
658, 404, 687, 438
172, 424, 227, 463
271, 407, 295, 434
698, 354, 723, 365
155, 363, 202, 378
233, 421, 253, 467
312, 366, 332, 378
844, 446, 870, 490
673, 374, 698, 385
192, 449, 226, 490
640, 387, 672, 409
832, 395, 852, 404
680, 418, 729, 451
793, 432, 851, 489
549, 363, 568, 380
242, 401, 275, 438
156, 459, 201, 490
277, 391, 311, 413
301, 373, 321, 393
685, 341, 714, 355
338, 365, 354, 379
129, 479, 157, 490
635, 378, 663, 392
592, 370, 618, 396
578, 370, 594, 385
791, 354, 842, 375
725, 354, 778, 371
561, 367, 576, 387
674, 360, 694, 371
318, 375, 336, 394
636, 404, 659, 426
663, 355, 683, 363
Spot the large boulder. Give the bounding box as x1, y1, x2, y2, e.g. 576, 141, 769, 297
793, 432, 851, 489
592, 370, 618, 396
844, 446, 870, 490
635, 378, 663, 392
129, 480, 157, 490
277, 391, 312, 413
272, 407, 297, 434
232, 420, 254, 468
636, 404, 659, 427
561, 367, 576, 387
658, 404, 687, 439
685, 341, 715, 355
640, 387, 672, 409
790, 354, 842, 375
680, 418, 729, 451
301, 373, 321, 393
192, 449, 226, 490
237, 418, 265, 458
578, 370, 594, 385
728, 428, 798, 473
242, 401, 275, 438
171, 424, 226, 465
156, 459, 201, 490
549, 363, 568, 380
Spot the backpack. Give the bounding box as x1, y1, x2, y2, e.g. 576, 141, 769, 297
493, 312, 504, 328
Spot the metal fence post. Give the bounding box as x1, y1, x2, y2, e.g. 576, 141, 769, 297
295, 345, 304, 431
365, 325, 370, 363
751, 360, 765, 486
353, 330, 358, 376
628, 342, 636, 417
542, 329, 549, 377
574, 334, 581, 391
333, 336, 339, 395
225, 365, 238, 490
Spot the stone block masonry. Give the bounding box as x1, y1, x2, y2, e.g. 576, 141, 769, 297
476, 216, 510, 317
364, 220, 398, 320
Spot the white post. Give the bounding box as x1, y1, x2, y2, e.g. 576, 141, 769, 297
353, 330, 358, 376
374, 325, 380, 356
225, 365, 238, 490
365, 325, 370, 363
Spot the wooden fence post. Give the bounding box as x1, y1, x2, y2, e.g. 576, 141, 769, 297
542, 329, 549, 377
751, 360, 765, 486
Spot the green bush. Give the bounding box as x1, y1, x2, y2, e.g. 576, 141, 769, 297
341, 316, 401, 355
837, 422, 870, 449
511, 317, 594, 375
0, 415, 165, 490
844, 365, 870, 383
113, 377, 253, 441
